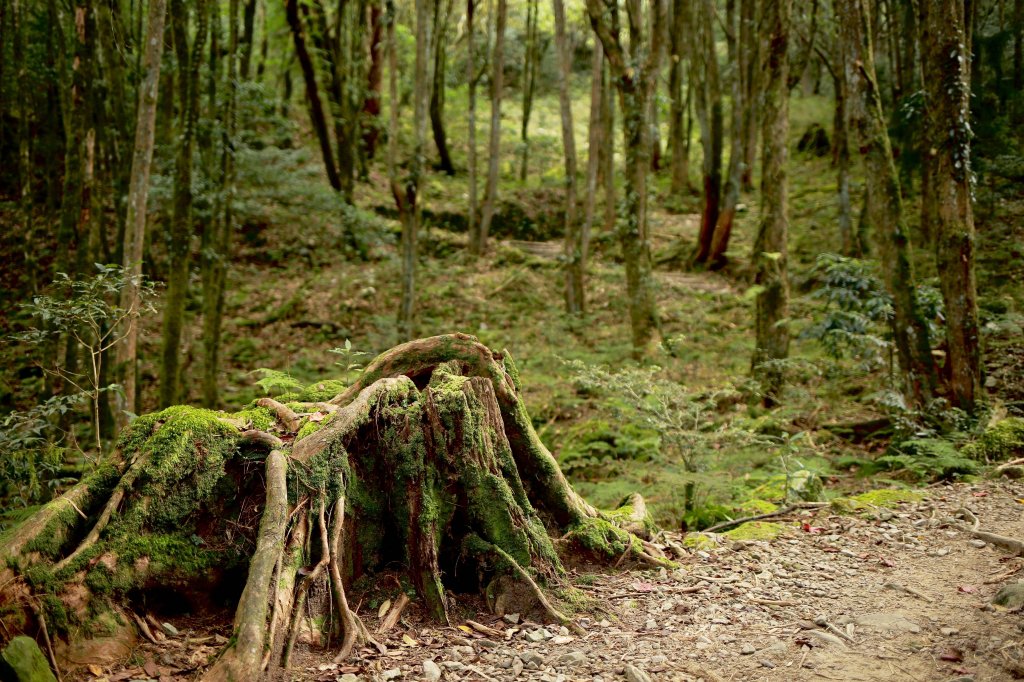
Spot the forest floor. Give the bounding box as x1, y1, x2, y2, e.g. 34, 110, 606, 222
88, 478, 1024, 682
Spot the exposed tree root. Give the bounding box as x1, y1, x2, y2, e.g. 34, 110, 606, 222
487, 542, 586, 636
951, 508, 1024, 556
255, 397, 302, 432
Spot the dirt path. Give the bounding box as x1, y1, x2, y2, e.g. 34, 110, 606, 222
98, 480, 1024, 682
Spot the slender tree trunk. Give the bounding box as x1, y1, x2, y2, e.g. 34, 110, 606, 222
519, 0, 540, 182
838, 0, 936, 404
833, 67, 858, 256
601, 54, 616, 232
160, 0, 207, 407
708, 0, 744, 268
467, 0, 478, 248
15, 0, 37, 295
668, 0, 690, 196
286, 0, 342, 192
476, 0, 506, 255
1015, 0, 1022, 90
554, 0, 582, 314
116, 0, 167, 426
430, 0, 455, 175
587, 0, 666, 356
582, 39, 604, 263
740, 0, 758, 192
362, 1, 385, 160
919, 0, 982, 412
750, 0, 791, 406
692, 0, 723, 266
239, 0, 257, 79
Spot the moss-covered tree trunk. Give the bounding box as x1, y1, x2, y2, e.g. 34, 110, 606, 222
0, 335, 662, 680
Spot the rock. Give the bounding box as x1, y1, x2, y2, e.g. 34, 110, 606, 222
1, 637, 58, 682
854, 613, 921, 634
740, 644, 756, 655
623, 664, 652, 682
759, 660, 776, 669
941, 627, 960, 636
969, 539, 987, 548
338, 675, 360, 682
787, 470, 824, 502
503, 613, 520, 624
382, 669, 402, 680
644, 619, 657, 630
422, 659, 442, 681
478, 640, 499, 649
559, 651, 588, 668
512, 657, 524, 676
161, 622, 179, 637
520, 651, 545, 668
993, 582, 1024, 609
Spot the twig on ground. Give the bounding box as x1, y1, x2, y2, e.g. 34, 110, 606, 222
884, 582, 933, 603
703, 502, 828, 534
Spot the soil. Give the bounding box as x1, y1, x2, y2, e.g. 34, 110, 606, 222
88, 478, 1024, 682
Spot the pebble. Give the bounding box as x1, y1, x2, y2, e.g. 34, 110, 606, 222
521, 651, 545, 668
512, 657, 524, 676
337, 675, 359, 682
422, 659, 442, 682
740, 644, 756, 655
941, 627, 960, 636
969, 539, 987, 548
623, 664, 652, 682
381, 669, 402, 680
503, 613, 520, 624
161, 622, 179, 637
759, 659, 776, 669
559, 651, 588, 668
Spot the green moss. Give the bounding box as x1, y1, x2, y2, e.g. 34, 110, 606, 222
296, 416, 327, 441
737, 499, 779, 515
832, 488, 925, 512
722, 521, 786, 541
963, 418, 1024, 462
230, 406, 275, 431
294, 379, 349, 402
564, 516, 638, 557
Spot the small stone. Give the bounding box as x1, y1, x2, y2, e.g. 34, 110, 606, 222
338, 675, 359, 682
644, 619, 657, 630
381, 669, 402, 681
512, 658, 524, 677
521, 651, 545, 668
993, 582, 1024, 609
623, 664, 652, 682
441, 662, 465, 671
759, 660, 776, 669
558, 626, 570, 636
941, 627, 960, 636
503, 613, 521, 624
422, 659, 442, 681
161, 622, 179, 637
598, 619, 611, 628
740, 644, 756, 655
478, 640, 499, 649
452, 637, 473, 647
551, 636, 574, 645
559, 651, 588, 668
969, 539, 987, 548
525, 630, 547, 643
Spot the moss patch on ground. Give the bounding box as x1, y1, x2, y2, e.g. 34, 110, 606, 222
832, 488, 925, 512
722, 521, 787, 541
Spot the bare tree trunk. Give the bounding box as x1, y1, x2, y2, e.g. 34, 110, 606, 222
476, 0, 506, 255
750, 0, 791, 406
587, 0, 667, 356
692, 0, 723, 266
919, 0, 982, 412
833, 66, 858, 256
708, 0, 744, 268
554, 0, 582, 314
668, 0, 691, 196
838, 0, 937, 404
519, 0, 541, 182
286, 0, 342, 191
582, 39, 604, 266
430, 0, 455, 175
467, 0, 479, 248
740, 0, 758, 192
362, 1, 385, 161
160, 0, 207, 407
1015, 0, 1022, 90
601, 51, 616, 233
115, 0, 167, 426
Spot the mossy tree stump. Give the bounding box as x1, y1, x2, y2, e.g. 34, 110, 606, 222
0, 334, 664, 681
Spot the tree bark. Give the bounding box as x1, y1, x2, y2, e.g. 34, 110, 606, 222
430, 0, 455, 175
587, 0, 666, 356
362, 1, 385, 161
467, 0, 479, 248
692, 0, 723, 266
554, 0, 582, 314
838, 0, 937, 404
750, 0, 792, 406
919, 0, 982, 412
476, 0, 506, 255
115, 0, 167, 426
160, 0, 207, 408
519, 0, 542, 182
582, 39, 604, 273
668, 0, 691, 196
739, 0, 758, 192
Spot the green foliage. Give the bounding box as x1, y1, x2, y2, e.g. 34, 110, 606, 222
557, 419, 660, 477
962, 417, 1024, 462
876, 438, 979, 481
252, 368, 304, 396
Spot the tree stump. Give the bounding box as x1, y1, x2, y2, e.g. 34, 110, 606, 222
0, 334, 664, 681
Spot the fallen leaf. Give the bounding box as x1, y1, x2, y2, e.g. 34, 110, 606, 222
457, 625, 472, 634
630, 581, 656, 592
801, 523, 824, 534
144, 660, 159, 678
958, 585, 978, 594
879, 557, 896, 568
378, 599, 392, 619
402, 633, 419, 647
939, 648, 964, 662
88, 664, 104, 677
309, 412, 325, 423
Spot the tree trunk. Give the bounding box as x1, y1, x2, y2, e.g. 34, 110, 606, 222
238, 0, 257, 79
160, 0, 207, 408
919, 0, 982, 412
115, 0, 168, 427
0, 335, 664, 680
838, 0, 937, 404
554, 0, 582, 314
362, 1, 385, 161
587, 0, 666, 357
739, 0, 758, 192
519, 0, 541, 182
430, 0, 455, 175
600, 51, 616, 233
692, 0, 723, 266
707, 0, 744, 268
476, 0, 506, 255
833, 66, 859, 256
467, 0, 479, 249
668, 0, 691, 196
1015, 0, 1022, 90
286, 0, 342, 192
582, 39, 604, 271
750, 0, 792, 407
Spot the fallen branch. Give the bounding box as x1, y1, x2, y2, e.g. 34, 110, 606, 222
951, 508, 1024, 556
702, 502, 828, 534
256, 398, 302, 432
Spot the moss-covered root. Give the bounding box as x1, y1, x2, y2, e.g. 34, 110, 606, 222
202, 450, 288, 682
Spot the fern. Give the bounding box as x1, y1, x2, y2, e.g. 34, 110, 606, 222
253, 368, 303, 396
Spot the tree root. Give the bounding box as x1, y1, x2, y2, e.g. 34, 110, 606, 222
951, 507, 1024, 556
256, 397, 302, 432
487, 542, 586, 636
